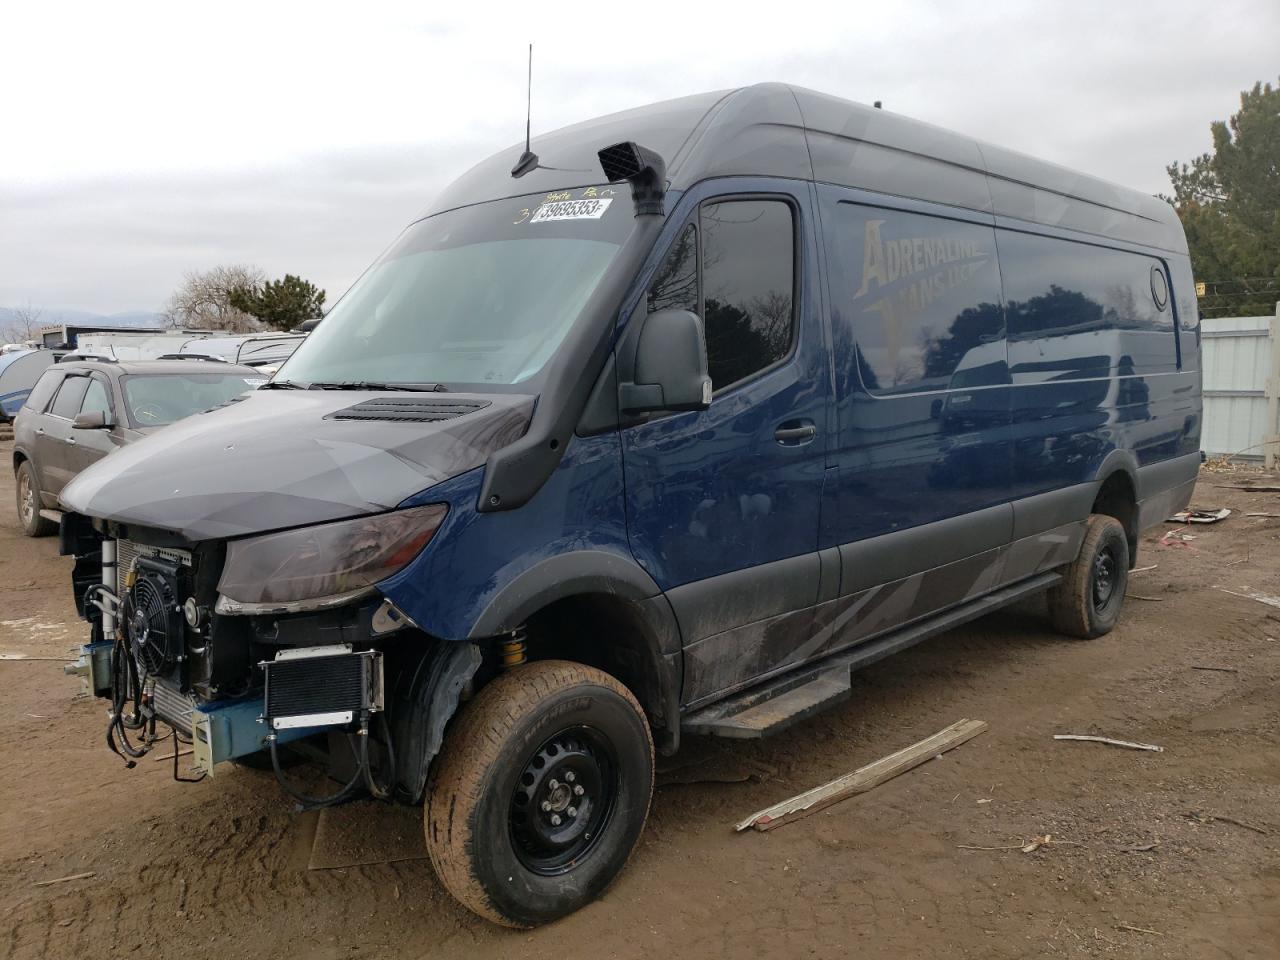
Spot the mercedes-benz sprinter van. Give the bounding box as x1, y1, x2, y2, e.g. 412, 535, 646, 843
53, 84, 1200, 926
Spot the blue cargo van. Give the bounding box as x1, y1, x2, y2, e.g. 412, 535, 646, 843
56, 84, 1200, 926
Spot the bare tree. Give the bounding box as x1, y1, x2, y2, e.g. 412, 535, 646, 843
2, 302, 44, 344
163, 265, 267, 332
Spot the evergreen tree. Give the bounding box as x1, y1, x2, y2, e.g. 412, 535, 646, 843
228, 274, 327, 331
1164, 78, 1280, 318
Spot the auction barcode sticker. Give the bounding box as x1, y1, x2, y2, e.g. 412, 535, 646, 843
529, 198, 613, 223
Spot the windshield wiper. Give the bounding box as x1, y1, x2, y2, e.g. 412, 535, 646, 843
307, 381, 448, 392
258, 379, 307, 390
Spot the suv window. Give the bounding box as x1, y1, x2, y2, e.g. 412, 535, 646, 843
700, 199, 795, 391
49, 377, 90, 419
81, 378, 111, 417
23, 369, 63, 414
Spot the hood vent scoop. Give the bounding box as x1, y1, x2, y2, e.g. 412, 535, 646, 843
326, 397, 492, 423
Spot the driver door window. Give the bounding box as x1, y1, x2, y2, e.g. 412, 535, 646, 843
644, 201, 797, 394
80, 378, 111, 419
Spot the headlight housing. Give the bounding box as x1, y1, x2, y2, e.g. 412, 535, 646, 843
215, 504, 447, 615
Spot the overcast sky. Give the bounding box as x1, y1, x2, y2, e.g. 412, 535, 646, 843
2, 0, 1275, 316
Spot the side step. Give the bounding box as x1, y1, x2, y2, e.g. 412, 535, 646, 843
682, 668, 851, 738
681, 571, 1060, 739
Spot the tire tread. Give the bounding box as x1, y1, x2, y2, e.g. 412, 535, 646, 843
424, 660, 653, 927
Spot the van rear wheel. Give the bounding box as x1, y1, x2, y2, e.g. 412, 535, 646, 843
1048, 513, 1130, 639
424, 660, 654, 927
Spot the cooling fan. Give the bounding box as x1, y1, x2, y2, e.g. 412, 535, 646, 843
128, 566, 183, 676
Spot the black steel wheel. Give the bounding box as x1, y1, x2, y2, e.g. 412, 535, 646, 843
425, 660, 653, 927
1091, 544, 1119, 611
509, 725, 618, 876
1049, 513, 1130, 639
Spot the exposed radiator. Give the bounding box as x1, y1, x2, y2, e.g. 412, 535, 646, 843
115, 539, 192, 594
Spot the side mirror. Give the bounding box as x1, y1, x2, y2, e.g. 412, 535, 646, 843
619, 309, 712, 415
72, 410, 111, 430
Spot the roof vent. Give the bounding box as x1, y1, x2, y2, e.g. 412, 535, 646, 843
325, 397, 491, 423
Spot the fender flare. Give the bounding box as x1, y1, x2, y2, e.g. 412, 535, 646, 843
1090, 449, 1139, 498
466, 550, 684, 749
467, 549, 666, 644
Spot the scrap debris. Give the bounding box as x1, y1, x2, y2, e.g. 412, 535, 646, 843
957, 834, 1079, 854
1216, 588, 1280, 610
1053, 734, 1163, 753
1191, 665, 1238, 674
1158, 530, 1197, 548
1186, 810, 1269, 836
1167, 507, 1231, 524
734, 718, 988, 832
1117, 923, 1164, 936
32, 871, 95, 887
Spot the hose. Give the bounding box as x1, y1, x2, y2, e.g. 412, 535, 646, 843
268, 719, 368, 810
361, 711, 397, 801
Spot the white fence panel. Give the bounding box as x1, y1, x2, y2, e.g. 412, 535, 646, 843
1200, 305, 1280, 465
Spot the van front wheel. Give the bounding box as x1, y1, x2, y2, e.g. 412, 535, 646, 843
1049, 513, 1130, 639
424, 660, 654, 927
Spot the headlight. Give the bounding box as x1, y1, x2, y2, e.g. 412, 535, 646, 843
215, 504, 447, 615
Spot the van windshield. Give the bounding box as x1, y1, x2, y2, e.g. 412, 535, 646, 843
279, 190, 632, 389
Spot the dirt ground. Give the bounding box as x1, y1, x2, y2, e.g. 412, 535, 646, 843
1, 438, 1277, 960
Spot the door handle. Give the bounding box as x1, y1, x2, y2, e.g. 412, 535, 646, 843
65, 437, 77, 445
774, 421, 817, 445
36, 427, 45, 435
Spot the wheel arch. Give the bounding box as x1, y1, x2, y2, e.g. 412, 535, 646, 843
466, 550, 682, 750
518, 590, 683, 753
1090, 452, 1139, 561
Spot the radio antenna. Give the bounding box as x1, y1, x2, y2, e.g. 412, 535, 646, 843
511, 44, 539, 178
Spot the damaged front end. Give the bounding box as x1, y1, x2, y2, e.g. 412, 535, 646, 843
61, 507, 480, 805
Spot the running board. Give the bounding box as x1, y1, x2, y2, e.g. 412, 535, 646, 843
39, 508, 62, 524
681, 572, 1060, 739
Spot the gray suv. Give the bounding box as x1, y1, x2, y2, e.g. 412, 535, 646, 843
13, 358, 264, 536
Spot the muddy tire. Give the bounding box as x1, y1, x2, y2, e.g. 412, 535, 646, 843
424, 660, 654, 927
1048, 514, 1130, 639
16, 461, 55, 537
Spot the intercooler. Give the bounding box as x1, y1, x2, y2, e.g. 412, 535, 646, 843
150, 679, 195, 735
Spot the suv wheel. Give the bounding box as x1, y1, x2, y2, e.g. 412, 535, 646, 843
16, 461, 55, 537
425, 660, 654, 927
1048, 513, 1130, 638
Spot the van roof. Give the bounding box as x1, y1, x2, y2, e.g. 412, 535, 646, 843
425, 83, 1185, 255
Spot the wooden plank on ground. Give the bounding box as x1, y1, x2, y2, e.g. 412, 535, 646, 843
734, 718, 988, 833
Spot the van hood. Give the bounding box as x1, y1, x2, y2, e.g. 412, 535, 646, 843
59, 389, 534, 542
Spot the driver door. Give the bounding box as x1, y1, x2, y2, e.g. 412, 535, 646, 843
38, 375, 90, 496
621, 183, 831, 705
64, 374, 122, 477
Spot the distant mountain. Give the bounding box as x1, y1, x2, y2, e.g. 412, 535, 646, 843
0, 307, 167, 330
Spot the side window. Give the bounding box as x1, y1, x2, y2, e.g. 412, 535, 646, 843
23, 369, 63, 413
647, 223, 697, 314
1000, 231, 1178, 381
700, 199, 795, 391
49, 377, 90, 419
81, 378, 111, 417
837, 203, 1005, 395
